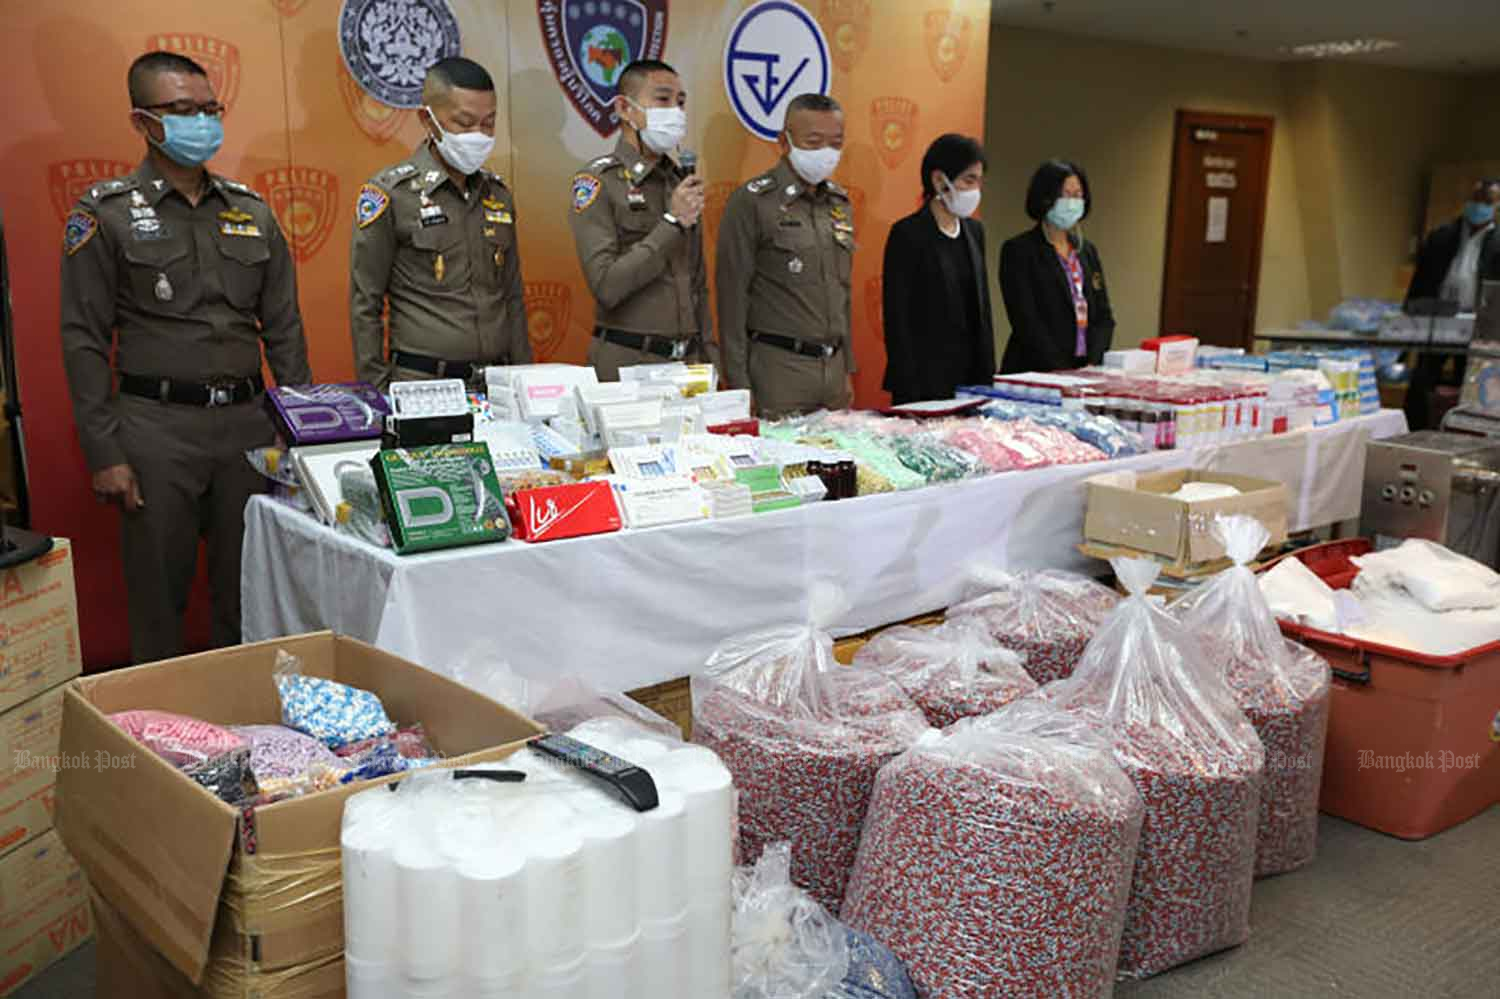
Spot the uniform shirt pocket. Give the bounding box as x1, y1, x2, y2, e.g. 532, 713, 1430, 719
124, 242, 193, 315
481, 222, 516, 290
769, 223, 815, 280
214, 231, 271, 310
409, 221, 469, 289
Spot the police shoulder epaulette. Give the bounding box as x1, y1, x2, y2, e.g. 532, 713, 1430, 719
218, 178, 264, 201
90, 177, 140, 200
483, 169, 509, 189
825, 181, 849, 198
379, 163, 418, 185
746, 175, 776, 195
588, 155, 619, 171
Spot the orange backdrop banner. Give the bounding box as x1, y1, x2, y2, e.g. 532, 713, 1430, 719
0, 0, 990, 668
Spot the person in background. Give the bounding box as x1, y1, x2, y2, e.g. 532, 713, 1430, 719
350, 57, 529, 390
998, 159, 1114, 373
881, 134, 994, 404
1403, 178, 1500, 429
569, 59, 710, 381
717, 93, 855, 417
59, 51, 311, 663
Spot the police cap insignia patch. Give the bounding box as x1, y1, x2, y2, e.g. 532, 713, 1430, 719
355, 183, 390, 228
572, 173, 602, 214
63, 211, 98, 256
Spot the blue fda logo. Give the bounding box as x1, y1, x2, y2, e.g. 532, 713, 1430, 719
724, 0, 831, 141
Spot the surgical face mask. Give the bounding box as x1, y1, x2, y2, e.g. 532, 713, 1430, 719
1464, 200, 1496, 227
1047, 196, 1086, 231
140, 111, 223, 167
628, 100, 687, 155
939, 174, 981, 219
786, 142, 842, 186
425, 107, 496, 175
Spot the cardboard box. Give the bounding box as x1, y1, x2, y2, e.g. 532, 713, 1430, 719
0, 686, 64, 858
0, 830, 91, 997
1084, 470, 1289, 569
0, 541, 80, 717
55, 632, 543, 985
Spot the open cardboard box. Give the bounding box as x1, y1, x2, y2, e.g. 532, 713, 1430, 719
1084, 469, 1289, 570
55, 632, 542, 987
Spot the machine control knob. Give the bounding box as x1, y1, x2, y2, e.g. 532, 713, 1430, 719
1400, 486, 1417, 504
1418, 490, 1435, 507
1381, 484, 1397, 501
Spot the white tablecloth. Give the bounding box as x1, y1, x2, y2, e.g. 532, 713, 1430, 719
243, 410, 1406, 691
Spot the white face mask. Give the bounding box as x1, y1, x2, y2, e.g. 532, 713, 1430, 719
940, 174, 981, 219
628, 100, 688, 154
786, 142, 841, 186
425, 107, 495, 175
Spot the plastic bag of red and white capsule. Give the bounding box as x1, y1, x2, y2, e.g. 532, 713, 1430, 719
691, 619, 931, 914
946, 567, 1121, 686
851, 616, 1037, 729
733, 841, 917, 999
1045, 557, 1265, 980
1170, 514, 1331, 877
841, 698, 1144, 999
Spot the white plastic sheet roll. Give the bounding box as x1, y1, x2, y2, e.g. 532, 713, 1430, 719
455, 849, 527, 980
524, 822, 586, 967
658, 747, 736, 897
343, 954, 391, 999
640, 910, 688, 998
636, 790, 687, 922
584, 932, 643, 999
580, 808, 640, 948
395, 838, 461, 981
687, 894, 734, 999
530, 954, 587, 999
341, 792, 401, 963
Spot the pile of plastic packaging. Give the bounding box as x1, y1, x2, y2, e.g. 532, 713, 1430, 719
733, 842, 918, 999
851, 617, 1036, 728
974, 400, 1146, 459
693, 620, 931, 913
1172, 516, 1332, 877
1047, 558, 1265, 979
841, 700, 1144, 998
948, 569, 1121, 685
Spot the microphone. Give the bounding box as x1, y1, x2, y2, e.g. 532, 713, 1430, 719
679, 149, 697, 177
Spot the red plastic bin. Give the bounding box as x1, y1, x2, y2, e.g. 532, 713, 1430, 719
1260, 540, 1500, 839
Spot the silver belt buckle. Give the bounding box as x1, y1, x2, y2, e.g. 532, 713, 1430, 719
670, 339, 688, 360
820, 343, 835, 358
207, 381, 235, 408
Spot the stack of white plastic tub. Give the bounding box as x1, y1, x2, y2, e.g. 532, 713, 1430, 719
341, 722, 735, 999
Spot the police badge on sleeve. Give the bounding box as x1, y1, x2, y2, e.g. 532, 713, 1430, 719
339, 0, 462, 109
538, 0, 669, 139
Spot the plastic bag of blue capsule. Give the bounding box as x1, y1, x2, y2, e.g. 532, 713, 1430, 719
272, 649, 397, 749
733, 841, 916, 999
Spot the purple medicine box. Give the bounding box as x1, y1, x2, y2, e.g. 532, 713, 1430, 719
266, 382, 390, 445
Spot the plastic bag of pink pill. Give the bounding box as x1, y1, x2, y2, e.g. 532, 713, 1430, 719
109, 710, 246, 769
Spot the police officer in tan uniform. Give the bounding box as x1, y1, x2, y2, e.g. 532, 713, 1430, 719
350, 58, 529, 390
569, 60, 712, 381
717, 94, 856, 417
59, 52, 311, 664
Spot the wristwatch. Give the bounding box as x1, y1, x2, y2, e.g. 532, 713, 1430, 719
663, 212, 684, 231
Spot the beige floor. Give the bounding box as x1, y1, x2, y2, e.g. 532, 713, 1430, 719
18, 807, 1499, 998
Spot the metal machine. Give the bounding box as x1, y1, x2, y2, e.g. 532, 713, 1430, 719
1361, 431, 1500, 568
1441, 280, 1500, 438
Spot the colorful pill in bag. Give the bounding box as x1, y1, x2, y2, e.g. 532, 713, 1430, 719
272, 649, 396, 749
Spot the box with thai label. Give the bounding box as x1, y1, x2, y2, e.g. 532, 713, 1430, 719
0, 829, 90, 997
370, 443, 510, 554
506, 481, 623, 542
0, 542, 80, 717
266, 382, 389, 446
0, 686, 64, 859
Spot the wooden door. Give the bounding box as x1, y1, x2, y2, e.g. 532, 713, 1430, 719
1160, 111, 1275, 348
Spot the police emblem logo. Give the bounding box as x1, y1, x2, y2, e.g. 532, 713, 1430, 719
572, 173, 602, 214
256, 166, 339, 263
47, 160, 133, 224
725, 0, 832, 141
62, 211, 98, 257
864, 275, 883, 343
146, 34, 242, 113
870, 97, 918, 171
337, 61, 413, 143
271, 0, 312, 14
525, 280, 573, 361
339, 0, 462, 109
817, 0, 871, 75
355, 183, 390, 229
923, 11, 971, 84
538, 0, 670, 139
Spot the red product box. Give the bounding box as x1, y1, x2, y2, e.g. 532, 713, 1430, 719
506, 482, 623, 543
707, 419, 760, 437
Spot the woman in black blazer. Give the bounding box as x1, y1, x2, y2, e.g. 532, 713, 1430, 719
881, 134, 995, 404
999, 160, 1115, 373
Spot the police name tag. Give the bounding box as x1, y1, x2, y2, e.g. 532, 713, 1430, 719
220, 222, 263, 238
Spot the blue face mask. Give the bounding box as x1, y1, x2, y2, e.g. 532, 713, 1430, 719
142, 111, 224, 167
1464, 200, 1496, 227
1047, 196, 1086, 231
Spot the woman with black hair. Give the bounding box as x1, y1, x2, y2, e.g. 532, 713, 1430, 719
998, 159, 1115, 373
880, 133, 995, 404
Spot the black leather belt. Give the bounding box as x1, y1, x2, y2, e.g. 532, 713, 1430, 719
751, 332, 840, 359
596, 328, 699, 361
392, 351, 498, 382
118, 373, 264, 407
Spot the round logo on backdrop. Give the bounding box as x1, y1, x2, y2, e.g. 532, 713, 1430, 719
537, 0, 670, 139
724, 0, 831, 141
339, 0, 462, 109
